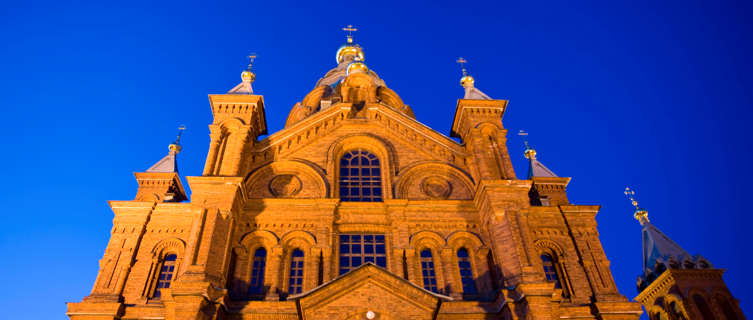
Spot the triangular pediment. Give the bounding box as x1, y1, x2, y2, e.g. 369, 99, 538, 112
252, 102, 468, 169
289, 263, 449, 320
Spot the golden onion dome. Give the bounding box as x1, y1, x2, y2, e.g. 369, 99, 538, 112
168, 143, 182, 153
524, 147, 536, 160
346, 60, 369, 75
460, 75, 475, 87
241, 70, 255, 82
336, 44, 364, 64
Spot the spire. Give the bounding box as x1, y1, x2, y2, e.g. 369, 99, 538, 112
228, 53, 256, 94
456, 57, 491, 100
625, 188, 710, 290
518, 130, 558, 179
146, 125, 185, 173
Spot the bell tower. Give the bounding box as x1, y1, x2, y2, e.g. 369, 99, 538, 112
627, 188, 746, 320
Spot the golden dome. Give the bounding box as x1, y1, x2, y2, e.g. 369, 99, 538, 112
241, 70, 256, 82
460, 75, 475, 87
169, 143, 182, 153
336, 44, 364, 64
524, 148, 536, 159
346, 60, 368, 75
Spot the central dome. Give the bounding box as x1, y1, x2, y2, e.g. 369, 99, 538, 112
284, 34, 415, 128
336, 44, 364, 65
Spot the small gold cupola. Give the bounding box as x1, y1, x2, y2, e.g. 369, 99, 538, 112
336, 25, 365, 65
228, 53, 257, 94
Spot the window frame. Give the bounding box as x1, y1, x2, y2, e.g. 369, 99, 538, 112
287, 249, 305, 295
149, 253, 178, 300
457, 247, 478, 297
337, 149, 384, 202
248, 247, 267, 298
419, 249, 439, 293
338, 234, 388, 275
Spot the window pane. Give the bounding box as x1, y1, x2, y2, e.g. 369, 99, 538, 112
338, 234, 387, 273
338, 149, 383, 202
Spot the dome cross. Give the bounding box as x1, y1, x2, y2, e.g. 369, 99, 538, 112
342, 24, 358, 44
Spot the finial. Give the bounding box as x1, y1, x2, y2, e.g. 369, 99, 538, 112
169, 125, 186, 153
342, 24, 358, 44
518, 130, 536, 159
247, 53, 257, 71
625, 187, 649, 224
241, 53, 257, 83
456, 57, 475, 87
456, 57, 468, 76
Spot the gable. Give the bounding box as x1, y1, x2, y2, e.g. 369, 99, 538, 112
242, 103, 475, 200
291, 263, 447, 320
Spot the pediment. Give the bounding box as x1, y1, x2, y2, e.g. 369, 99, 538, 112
289, 263, 449, 320
249, 103, 469, 176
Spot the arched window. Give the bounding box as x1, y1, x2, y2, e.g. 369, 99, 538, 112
248, 248, 267, 297
339, 149, 382, 202
288, 249, 304, 295
420, 249, 438, 293
541, 254, 563, 289
692, 294, 715, 320
457, 248, 477, 296
716, 296, 739, 320
152, 254, 177, 299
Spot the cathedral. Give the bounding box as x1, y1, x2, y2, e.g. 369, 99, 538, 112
66, 28, 743, 320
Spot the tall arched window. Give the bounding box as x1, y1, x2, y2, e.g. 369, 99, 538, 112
152, 254, 177, 299
248, 248, 267, 297
716, 296, 739, 320
339, 149, 382, 202
692, 294, 715, 320
457, 248, 477, 296
288, 249, 304, 295
420, 249, 438, 293
541, 254, 563, 289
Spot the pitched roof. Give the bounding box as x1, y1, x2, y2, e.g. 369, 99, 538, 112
640, 222, 692, 274
528, 157, 558, 179
228, 80, 254, 94
464, 86, 492, 100
146, 150, 179, 173
287, 262, 451, 301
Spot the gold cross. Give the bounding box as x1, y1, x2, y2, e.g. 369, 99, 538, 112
247, 53, 257, 70
624, 187, 640, 210
342, 25, 357, 43
456, 57, 468, 76
518, 130, 531, 149
175, 125, 186, 144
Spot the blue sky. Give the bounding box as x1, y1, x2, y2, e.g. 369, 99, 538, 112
1, 0, 751, 318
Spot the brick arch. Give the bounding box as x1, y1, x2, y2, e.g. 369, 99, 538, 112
446, 231, 484, 251
150, 238, 186, 259
240, 230, 280, 252
409, 231, 446, 250
394, 162, 475, 200
711, 290, 741, 320
663, 293, 690, 320
477, 122, 500, 137
533, 239, 566, 258
244, 160, 329, 198
281, 230, 317, 249
219, 117, 247, 130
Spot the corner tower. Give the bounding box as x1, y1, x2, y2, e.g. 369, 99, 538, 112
626, 188, 745, 320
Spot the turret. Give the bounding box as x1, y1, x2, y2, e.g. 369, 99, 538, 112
203, 54, 268, 176
626, 188, 745, 320
134, 127, 188, 202
450, 58, 515, 181
520, 137, 570, 206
